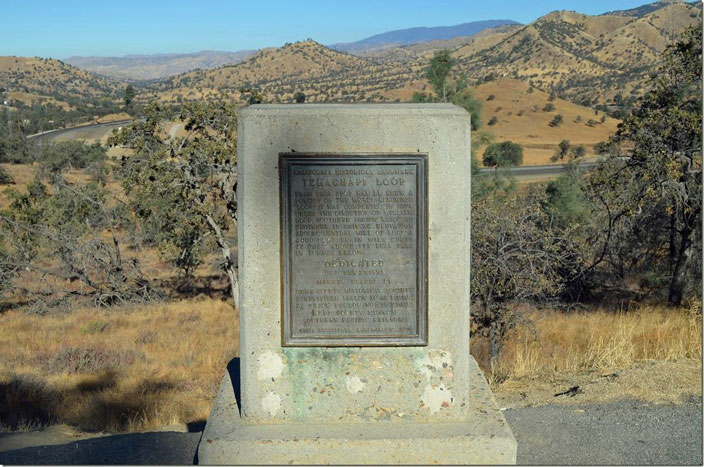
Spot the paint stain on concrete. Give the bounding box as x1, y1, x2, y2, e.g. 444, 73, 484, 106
421, 383, 454, 414
415, 349, 453, 379
261, 391, 282, 417
257, 351, 284, 381
345, 375, 365, 394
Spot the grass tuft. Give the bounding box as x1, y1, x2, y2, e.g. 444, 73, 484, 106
472, 305, 702, 385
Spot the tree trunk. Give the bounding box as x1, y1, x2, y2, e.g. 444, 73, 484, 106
668, 225, 693, 306
205, 214, 239, 308
489, 321, 501, 372
669, 213, 677, 274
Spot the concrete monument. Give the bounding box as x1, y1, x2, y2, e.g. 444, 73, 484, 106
198, 104, 516, 464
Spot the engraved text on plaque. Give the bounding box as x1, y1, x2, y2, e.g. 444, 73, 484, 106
280, 154, 427, 346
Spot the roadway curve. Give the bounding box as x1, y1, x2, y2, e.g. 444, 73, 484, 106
27, 119, 132, 145
28, 120, 596, 178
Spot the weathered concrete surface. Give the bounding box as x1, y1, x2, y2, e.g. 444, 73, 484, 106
198, 356, 516, 465
199, 104, 514, 464
236, 104, 473, 423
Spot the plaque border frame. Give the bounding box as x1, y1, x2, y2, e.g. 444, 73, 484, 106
279, 153, 428, 347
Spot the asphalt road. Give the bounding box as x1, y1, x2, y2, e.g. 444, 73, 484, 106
505, 400, 703, 465
0, 400, 700, 465
478, 162, 598, 178
27, 119, 131, 145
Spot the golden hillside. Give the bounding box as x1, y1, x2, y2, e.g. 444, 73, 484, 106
143, 3, 700, 110
0, 56, 123, 107
145, 40, 428, 104
453, 3, 702, 104
473, 78, 620, 164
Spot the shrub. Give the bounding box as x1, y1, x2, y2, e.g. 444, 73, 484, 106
0, 374, 60, 431
543, 103, 555, 112
549, 114, 564, 127
483, 141, 524, 167
486, 94, 495, 101
487, 116, 498, 126
46, 347, 139, 374
38, 141, 106, 174
0, 166, 14, 185
81, 320, 109, 335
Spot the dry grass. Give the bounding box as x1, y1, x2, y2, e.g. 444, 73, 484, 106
472, 304, 702, 406
472, 78, 620, 166
1, 297, 700, 433
0, 298, 237, 433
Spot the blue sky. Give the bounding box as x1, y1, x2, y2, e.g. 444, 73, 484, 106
2, 0, 653, 58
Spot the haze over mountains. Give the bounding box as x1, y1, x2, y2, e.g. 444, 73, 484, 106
65, 50, 256, 81
64, 20, 518, 81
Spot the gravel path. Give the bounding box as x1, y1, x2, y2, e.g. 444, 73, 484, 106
0, 400, 701, 465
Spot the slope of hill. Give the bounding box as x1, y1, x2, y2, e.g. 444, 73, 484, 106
473, 78, 620, 165
603, 0, 690, 17
145, 40, 427, 104
0, 57, 123, 108
331, 20, 520, 53
65, 50, 256, 81
452, 2, 702, 105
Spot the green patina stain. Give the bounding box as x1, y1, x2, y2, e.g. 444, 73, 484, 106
282, 348, 354, 419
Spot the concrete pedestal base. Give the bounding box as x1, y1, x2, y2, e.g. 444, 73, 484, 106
197, 357, 516, 465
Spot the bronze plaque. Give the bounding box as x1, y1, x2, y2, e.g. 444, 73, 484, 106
280, 154, 427, 346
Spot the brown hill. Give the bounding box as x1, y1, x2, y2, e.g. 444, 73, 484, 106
145, 40, 426, 105
473, 78, 620, 165
452, 2, 702, 105
0, 57, 123, 107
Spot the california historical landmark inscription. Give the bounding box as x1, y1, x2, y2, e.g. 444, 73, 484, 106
280, 154, 427, 346
198, 104, 517, 465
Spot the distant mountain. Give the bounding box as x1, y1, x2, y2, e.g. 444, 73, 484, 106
357, 24, 522, 63
65, 50, 256, 81
330, 20, 521, 53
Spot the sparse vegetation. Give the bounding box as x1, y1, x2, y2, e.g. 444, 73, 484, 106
549, 114, 563, 126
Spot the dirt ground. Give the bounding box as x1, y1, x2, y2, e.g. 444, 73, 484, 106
494, 359, 702, 409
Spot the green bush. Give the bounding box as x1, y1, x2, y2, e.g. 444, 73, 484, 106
38, 141, 106, 174
0, 166, 14, 185
483, 141, 524, 167
549, 114, 564, 127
